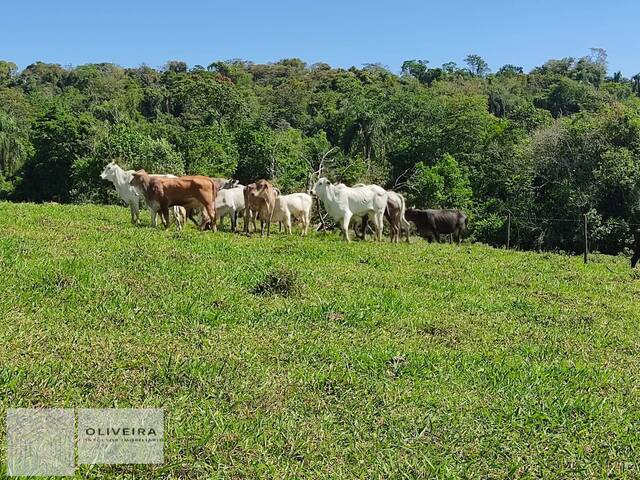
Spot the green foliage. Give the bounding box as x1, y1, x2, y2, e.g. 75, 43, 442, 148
1, 49, 639, 253
72, 125, 185, 202
0, 111, 31, 176
471, 213, 505, 245
184, 125, 239, 177
406, 154, 472, 208
465, 54, 490, 77
17, 104, 96, 202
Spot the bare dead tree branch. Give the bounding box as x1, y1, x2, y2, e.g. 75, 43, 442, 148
391, 167, 415, 190
308, 146, 340, 230
307, 146, 339, 193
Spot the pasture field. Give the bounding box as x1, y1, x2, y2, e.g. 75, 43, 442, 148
1, 201, 640, 479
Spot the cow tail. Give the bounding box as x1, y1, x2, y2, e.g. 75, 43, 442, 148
400, 194, 410, 228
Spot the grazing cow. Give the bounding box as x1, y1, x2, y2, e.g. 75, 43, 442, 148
405, 208, 467, 245
215, 185, 245, 232
632, 229, 640, 269
312, 177, 387, 242
130, 170, 218, 230
353, 184, 410, 243
100, 161, 185, 228
272, 192, 313, 235
244, 180, 277, 237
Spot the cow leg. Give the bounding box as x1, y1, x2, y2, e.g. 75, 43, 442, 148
130, 202, 138, 225
285, 213, 292, 235
251, 212, 258, 233
368, 214, 378, 241
243, 207, 251, 233
391, 213, 400, 243
342, 212, 352, 243
178, 209, 185, 230
149, 206, 157, 227
199, 210, 210, 230
302, 210, 309, 236
160, 206, 170, 229
266, 211, 272, 237
204, 203, 217, 232
231, 211, 237, 232
359, 215, 368, 240
186, 209, 200, 227
174, 208, 184, 231
374, 211, 384, 241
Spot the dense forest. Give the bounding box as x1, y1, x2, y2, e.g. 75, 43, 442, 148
1, 49, 639, 253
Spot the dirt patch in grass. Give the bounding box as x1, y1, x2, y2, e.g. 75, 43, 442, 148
251, 267, 301, 296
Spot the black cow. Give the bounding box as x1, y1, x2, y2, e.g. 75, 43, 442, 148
632, 229, 640, 269
405, 208, 467, 245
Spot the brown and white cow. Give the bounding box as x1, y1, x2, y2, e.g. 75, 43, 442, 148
130, 170, 218, 231
243, 180, 277, 237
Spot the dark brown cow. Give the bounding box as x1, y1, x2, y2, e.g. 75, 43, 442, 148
244, 180, 276, 237
405, 208, 467, 245
130, 170, 218, 231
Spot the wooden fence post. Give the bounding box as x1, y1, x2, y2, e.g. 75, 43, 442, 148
506, 212, 511, 250
583, 214, 588, 264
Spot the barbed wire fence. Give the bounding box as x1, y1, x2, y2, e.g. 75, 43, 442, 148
503, 212, 640, 264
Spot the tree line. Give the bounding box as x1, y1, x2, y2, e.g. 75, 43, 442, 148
1, 49, 639, 253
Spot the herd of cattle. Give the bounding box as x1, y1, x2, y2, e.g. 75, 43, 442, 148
100, 161, 468, 243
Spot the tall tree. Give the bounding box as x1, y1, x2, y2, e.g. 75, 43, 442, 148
465, 54, 490, 77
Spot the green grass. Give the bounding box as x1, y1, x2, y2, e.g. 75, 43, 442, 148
1, 201, 640, 479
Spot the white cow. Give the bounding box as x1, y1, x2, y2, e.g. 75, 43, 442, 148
312, 177, 387, 242
100, 161, 186, 229
272, 192, 313, 235
215, 185, 245, 232
353, 184, 410, 243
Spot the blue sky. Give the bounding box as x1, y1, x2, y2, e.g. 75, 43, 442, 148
2, 0, 639, 75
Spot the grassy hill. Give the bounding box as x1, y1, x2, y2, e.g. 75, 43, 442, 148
1, 202, 639, 479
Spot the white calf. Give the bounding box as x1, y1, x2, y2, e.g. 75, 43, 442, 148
215, 185, 245, 232
272, 192, 313, 235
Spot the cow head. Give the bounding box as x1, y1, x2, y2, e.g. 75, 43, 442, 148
248, 180, 269, 198
129, 169, 150, 190
404, 208, 421, 222
100, 161, 118, 181
311, 177, 330, 196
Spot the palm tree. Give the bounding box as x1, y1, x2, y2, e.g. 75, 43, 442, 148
343, 110, 386, 174
632, 74, 640, 96
0, 113, 27, 176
